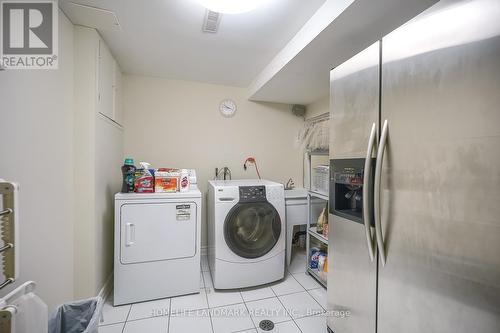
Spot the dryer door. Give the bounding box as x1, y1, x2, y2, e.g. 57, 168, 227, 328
223, 202, 281, 259
120, 202, 197, 264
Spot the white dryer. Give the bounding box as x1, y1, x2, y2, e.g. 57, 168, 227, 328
114, 189, 201, 305
207, 180, 285, 289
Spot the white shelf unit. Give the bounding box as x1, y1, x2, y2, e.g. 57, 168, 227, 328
305, 149, 329, 288
308, 226, 328, 245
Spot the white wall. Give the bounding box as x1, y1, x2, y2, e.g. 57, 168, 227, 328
123, 75, 304, 247
73, 26, 97, 299
0, 11, 75, 310
306, 96, 329, 119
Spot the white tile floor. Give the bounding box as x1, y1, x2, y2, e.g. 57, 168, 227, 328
99, 250, 327, 333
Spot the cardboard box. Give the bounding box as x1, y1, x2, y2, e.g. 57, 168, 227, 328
154, 168, 180, 192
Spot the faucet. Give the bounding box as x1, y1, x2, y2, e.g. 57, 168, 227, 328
214, 167, 232, 180
285, 178, 295, 190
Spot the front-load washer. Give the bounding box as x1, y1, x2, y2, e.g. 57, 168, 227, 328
114, 189, 201, 305
207, 180, 285, 289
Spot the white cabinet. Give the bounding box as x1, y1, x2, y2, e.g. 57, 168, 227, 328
97, 38, 123, 126
113, 60, 123, 125
97, 39, 114, 120
74, 26, 124, 298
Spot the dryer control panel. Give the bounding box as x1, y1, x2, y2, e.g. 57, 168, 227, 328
239, 186, 266, 202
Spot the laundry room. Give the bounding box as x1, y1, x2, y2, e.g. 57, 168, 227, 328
1, 0, 500, 333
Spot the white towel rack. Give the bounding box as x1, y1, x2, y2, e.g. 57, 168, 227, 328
0, 182, 47, 333
0, 281, 48, 333
0, 180, 19, 290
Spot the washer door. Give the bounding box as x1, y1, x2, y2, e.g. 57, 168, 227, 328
224, 202, 281, 259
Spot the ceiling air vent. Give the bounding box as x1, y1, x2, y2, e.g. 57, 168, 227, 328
203, 10, 221, 33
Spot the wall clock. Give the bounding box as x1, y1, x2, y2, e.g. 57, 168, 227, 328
219, 99, 237, 117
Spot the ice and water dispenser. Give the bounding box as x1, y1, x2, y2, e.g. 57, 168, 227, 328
329, 158, 373, 224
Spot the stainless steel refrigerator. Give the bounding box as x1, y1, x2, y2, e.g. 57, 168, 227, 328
327, 0, 500, 332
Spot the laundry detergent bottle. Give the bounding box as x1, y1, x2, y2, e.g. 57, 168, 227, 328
121, 158, 136, 193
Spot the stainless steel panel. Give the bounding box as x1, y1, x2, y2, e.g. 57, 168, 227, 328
330, 42, 380, 160
328, 41, 380, 333
378, 1, 500, 332
328, 214, 378, 333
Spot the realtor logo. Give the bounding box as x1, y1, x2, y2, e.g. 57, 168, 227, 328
1, 0, 58, 69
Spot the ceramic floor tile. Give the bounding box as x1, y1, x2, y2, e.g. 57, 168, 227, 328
169, 310, 213, 333
206, 289, 243, 308
245, 297, 291, 326
279, 291, 324, 319
127, 298, 170, 321
201, 272, 206, 288
171, 290, 209, 312
100, 297, 131, 326
288, 251, 307, 274
270, 273, 304, 296
203, 270, 213, 288
257, 320, 301, 333
308, 288, 327, 310
98, 323, 124, 333
293, 272, 323, 290
122, 317, 168, 333
239, 286, 275, 303
201, 256, 210, 272
295, 314, 328, 333
210, 303, 254, 333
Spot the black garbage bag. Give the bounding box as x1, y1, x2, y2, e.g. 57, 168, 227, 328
48, 297, 104, 333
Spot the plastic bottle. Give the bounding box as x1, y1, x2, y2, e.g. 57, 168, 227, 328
121, 158, 136, 193
179, 169, 190, 192
134, 162, 154, 193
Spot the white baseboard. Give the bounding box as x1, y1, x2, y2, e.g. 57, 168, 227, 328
98, 273, 113, 300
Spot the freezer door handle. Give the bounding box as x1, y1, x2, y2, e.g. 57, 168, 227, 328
374, 119, 388, 266
363, 122, 377, 262
125, 223, 135, 247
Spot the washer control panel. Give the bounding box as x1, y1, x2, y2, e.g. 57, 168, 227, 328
239, 186, 266, 202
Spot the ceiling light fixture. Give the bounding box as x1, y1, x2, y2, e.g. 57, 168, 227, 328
195, 0, 272, 14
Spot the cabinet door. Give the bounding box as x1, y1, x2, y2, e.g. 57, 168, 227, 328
97, 39, 114, 120
113, 60, 123, 125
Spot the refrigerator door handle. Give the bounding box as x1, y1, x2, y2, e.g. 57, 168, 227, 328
375, 119, 388, 266
363, 122, 377, 262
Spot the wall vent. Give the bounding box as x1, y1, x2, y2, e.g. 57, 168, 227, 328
203, 10, 221, 33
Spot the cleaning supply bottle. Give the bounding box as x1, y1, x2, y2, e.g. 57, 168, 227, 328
134, 162, 154, 193
179, 169, 190, 192
121, 158, 136, 193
